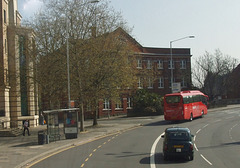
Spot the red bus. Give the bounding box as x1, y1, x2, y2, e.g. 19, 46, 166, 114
163, 90, 208, 121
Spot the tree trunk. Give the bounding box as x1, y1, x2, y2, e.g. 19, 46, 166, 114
93, 102, 98, 126
80, 103, 84, 132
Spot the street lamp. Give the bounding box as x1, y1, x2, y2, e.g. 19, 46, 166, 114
170, 36, 195, 93
66, 0, 100, 108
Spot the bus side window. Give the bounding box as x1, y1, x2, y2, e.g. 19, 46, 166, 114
183, 96, 189, 104
189, 96, 193, 103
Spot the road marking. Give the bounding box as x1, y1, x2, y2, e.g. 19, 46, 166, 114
203, 124, 209, 128
150, 132, 164, 168
194, 144, 198, 151
81, 163, 85, 167
196, 129, 201, 134
201, 154, 212, 165
193, 135, 196, 142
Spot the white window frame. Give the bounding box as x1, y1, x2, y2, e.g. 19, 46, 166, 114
148, 77, 153, 89
158, 77, 164, 88
127, 98, 132, 109
137, 77, 143, 89
168, 60, 174, 69
147, 59, 152, 69
180, 60, 187, 69
103, 99, 110, 110
157, 60, 163, 69
115, 98, 123, 110
137, 59, 142, 69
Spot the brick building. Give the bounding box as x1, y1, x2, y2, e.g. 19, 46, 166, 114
96, 28, 192, 117
0, 0, 39, 128
227, 64, 240, 99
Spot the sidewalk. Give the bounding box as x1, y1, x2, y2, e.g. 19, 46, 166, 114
0, 114, 164, 168
1, 104, 240, 168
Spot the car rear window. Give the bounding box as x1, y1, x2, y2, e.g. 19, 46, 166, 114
167, 131, 190, 141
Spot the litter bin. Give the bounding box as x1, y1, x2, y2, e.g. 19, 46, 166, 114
38, 131, 45, 145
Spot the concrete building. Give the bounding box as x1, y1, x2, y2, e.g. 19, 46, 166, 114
0, 0, 38, 128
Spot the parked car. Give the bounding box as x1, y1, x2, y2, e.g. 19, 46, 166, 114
161, 127, 194, 161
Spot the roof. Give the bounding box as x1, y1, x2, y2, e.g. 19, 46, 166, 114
165, 127, 190, 133
112, 28, 192, 56
165, 90, 207, 97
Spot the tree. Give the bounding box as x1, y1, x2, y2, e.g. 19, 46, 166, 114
25, 0, 136, 127
192, 49, 238, 100
132, 89, 163, 116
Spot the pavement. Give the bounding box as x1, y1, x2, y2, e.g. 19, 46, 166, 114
1, 104, 240, 168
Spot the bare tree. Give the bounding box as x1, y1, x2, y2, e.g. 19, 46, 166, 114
192, 49, 238, 100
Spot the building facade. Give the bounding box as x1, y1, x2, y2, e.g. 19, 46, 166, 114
96, 28, 192, 118
0, 0, 38, 128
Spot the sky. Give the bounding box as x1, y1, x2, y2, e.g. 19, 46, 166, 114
18, 0, 240, 62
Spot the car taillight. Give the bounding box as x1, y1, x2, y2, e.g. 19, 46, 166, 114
164, 144, 168, 151
190, 144, 193, 151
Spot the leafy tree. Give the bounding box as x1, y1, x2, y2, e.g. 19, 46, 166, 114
25, 0, 136, 128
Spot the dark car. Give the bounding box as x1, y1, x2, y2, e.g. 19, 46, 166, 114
161, 127, 194, 161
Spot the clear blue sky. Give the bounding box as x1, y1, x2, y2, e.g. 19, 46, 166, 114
18, 0, 240, 61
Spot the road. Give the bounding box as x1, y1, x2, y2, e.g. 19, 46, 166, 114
30, 107, 240, 168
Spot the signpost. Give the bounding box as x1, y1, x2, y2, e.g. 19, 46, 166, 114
172, 82, 181, 93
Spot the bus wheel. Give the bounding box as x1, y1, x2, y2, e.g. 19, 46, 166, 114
189, 113, 193, 121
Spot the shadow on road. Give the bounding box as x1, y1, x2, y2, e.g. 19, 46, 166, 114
144, 120, 186, 126
140, 153, 189, 165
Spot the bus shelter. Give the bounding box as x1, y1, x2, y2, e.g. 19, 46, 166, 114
43, 108, 79, 142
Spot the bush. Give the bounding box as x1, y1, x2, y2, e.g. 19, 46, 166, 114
131, 89, 163, 116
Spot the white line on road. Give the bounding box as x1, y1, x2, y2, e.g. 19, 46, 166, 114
194, 144, 199, 151
201, 154, 213, 165
150, 132, 164, 168
203, 124, 209, 128
196, 129, 201, 134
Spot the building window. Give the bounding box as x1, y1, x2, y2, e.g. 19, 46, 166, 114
147, 59, 152, 69
169, 78, 175, 88
115, 98, 123, 109
103, 99, 110, 110
148, 77, 153, 89
4, 10, 6, 23
127, 98, 133, 108
137, 77, 143, 89
137, 59, 142, 69
168, 60, 174, 69
157, 60, 163, 69
158, 77, 164, 88
180, 60, 187, 69
181, 77, 187, 88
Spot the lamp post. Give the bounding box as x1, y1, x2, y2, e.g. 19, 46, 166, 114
66, 0, 99, 108
170, 36, 195, 93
